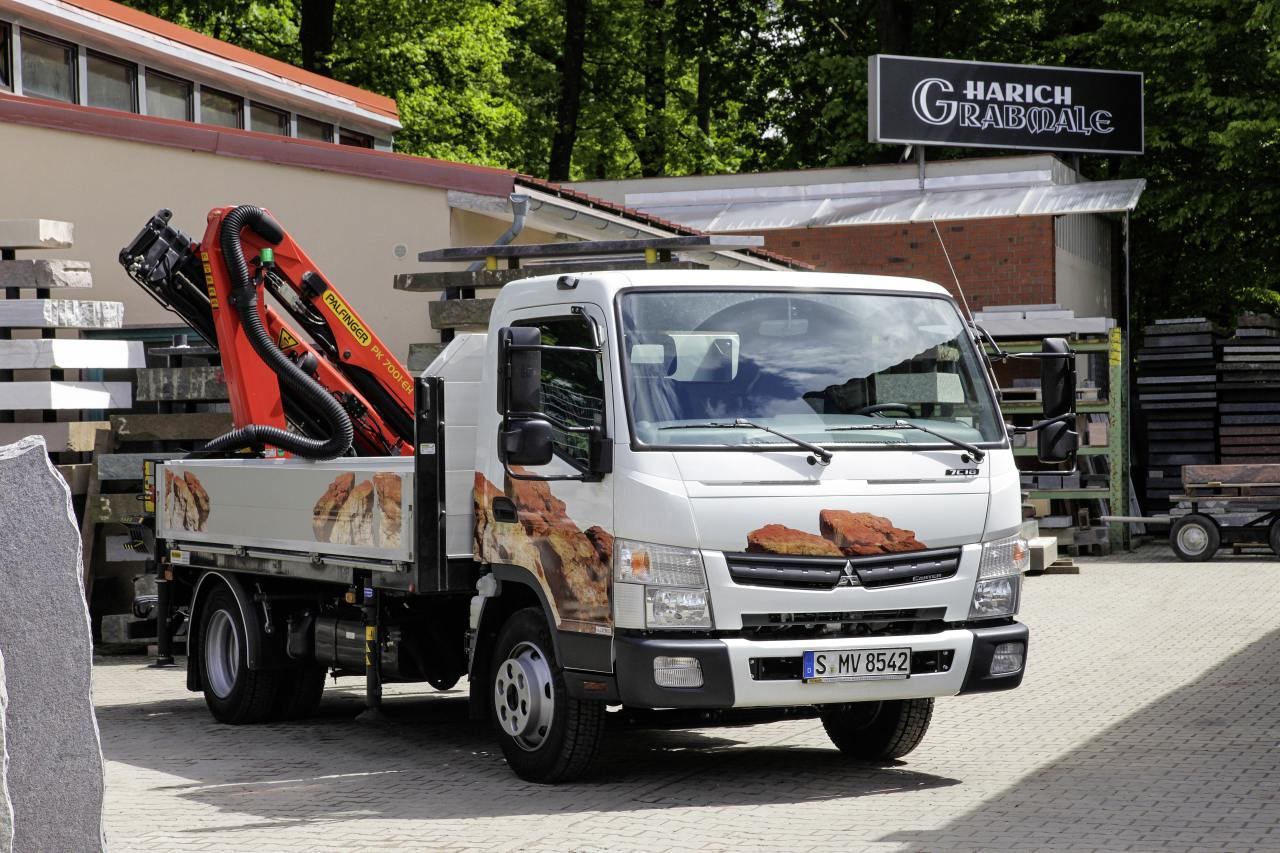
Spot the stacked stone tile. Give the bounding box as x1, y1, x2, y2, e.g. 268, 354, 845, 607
1135, 318, 1224, 506
1217, 314, 1280, 465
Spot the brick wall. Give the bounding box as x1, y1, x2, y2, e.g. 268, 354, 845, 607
762, 216, 1056, 311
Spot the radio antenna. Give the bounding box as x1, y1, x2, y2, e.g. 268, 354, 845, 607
932, 219, 974, 323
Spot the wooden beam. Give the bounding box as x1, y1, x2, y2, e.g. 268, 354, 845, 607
394, 260, 700, 292
0, 219, 74, 250
0, 339, 145, 370
0, 259, 92, 289
0, 299, 123, 329
0, 381, 131, 410
418, 235, 763, 263
110, 411, 232, 442
56, 463, 91, 495
134, 367, 228, 402
0, 421, 109, 451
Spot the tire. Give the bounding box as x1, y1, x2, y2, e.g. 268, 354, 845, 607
271, 662, 328, 721
427, 674, 460, 692
1170, 514, 1220, 562
198, 584, 286, 724
1269, 518, 1280, 557
820, 698, 934, 762
489, 607, 605, 783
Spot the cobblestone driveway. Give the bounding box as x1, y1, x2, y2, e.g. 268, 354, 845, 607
96, 545, 1280, 852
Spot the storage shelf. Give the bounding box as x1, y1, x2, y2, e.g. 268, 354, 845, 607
1014, 446, 1110, 457
1001, 401, 1109, 414
1028, 488, 1111, 500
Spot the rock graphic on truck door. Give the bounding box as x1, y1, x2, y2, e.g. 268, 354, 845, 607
373, 472, 403, 548
165, 468, 210, 532
746, 511, 926, 556
473, 471, 611, 630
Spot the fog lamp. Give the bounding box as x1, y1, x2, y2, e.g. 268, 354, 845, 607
653, 656, 703, 688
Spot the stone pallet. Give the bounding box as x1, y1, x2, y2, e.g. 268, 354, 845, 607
0, 299, 123, 329
0, 338, 144, 370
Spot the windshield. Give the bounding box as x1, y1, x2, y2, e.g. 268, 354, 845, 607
618, 289, 1003, 450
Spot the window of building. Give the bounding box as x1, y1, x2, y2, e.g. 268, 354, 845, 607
249, 101, 289, 136
296, 115, 333, 143
200, 86, 241, 128
0, 22, 11, 92
339, 128, 373, 149
86, 52, 136, 112
21, 30, 77, 103
514, 315, 605, 468
146, 71, 191, 121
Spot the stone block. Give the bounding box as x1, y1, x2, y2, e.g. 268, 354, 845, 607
0, 649, 11, 853
0, 437, 105, 851
407, 342, 446, 372
96, 452, 183, 481
0, 381, 131, 410
0, 338, 144, 370
0, 299, 123, 329
134, 366, 228, 401
110, 411, 232, 442
428, 298, 494, 330
0, 421, 108, 451
0, 219, 73, 250
0, 259, 92, 289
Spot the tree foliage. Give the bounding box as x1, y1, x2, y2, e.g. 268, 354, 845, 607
124, 0, 1279, 321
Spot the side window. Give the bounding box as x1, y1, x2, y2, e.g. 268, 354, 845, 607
516, 314, 603, 468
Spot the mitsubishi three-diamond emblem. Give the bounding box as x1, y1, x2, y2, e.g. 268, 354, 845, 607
837, 560, 857, 587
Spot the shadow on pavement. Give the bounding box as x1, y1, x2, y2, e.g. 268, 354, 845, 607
883, 626, 1280, 851
98, 678, 959, 825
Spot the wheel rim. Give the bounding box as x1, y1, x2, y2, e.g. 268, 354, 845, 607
204, 608, 240, 699
1177, 523, 1210, 556
494, 641, 555, 751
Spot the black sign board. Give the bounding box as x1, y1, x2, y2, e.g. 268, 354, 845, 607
868, 55, 1143, 155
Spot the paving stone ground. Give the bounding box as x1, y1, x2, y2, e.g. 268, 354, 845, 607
96, 544, 1280, 852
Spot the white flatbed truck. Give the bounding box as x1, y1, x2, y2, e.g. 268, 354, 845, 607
153, 267, 1077, 783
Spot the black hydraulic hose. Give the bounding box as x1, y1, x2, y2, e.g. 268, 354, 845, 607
200, 205, 353, 460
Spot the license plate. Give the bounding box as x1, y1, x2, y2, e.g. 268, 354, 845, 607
802, 647, 911, 682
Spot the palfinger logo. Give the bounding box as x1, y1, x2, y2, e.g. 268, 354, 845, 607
322, 290, 371, 347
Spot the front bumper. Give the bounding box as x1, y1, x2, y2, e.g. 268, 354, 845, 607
614, 622, 1027, 709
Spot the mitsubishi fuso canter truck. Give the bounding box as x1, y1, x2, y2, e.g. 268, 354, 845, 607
122, 207, 1077, 783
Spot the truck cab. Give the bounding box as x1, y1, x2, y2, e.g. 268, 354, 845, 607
454, 269, 1035, 779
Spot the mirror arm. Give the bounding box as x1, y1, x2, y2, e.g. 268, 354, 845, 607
1007, 412, 1075, 435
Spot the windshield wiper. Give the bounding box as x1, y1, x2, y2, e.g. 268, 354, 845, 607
659, 418, 832, 464
828, 419, 986, 462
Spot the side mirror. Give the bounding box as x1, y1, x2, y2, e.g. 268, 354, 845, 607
499, 418, 554, 466
1038, 418, 1078, 465
497, 326, 542, 415
1040, 337, 1075, 419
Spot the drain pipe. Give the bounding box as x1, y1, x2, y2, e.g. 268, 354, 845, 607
441, 194, 529, 342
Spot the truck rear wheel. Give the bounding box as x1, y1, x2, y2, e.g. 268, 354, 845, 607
199, 585, 285, 724
271, 663, 327, 721
489, 607, 605, 783
820, 698, 933, 762
1170, 514, 1220, 562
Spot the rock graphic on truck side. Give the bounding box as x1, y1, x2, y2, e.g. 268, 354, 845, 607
313, 472, 355, 541
745, 511, 926, 557
473, 471, 611, 629
373, 472, 402, 548
165, 468, 210, 532
329, 480, 374, 546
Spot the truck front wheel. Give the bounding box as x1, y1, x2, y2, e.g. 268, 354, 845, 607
820, 698, 933, 762
489, 607, 605, 783
199, 585, 285, 724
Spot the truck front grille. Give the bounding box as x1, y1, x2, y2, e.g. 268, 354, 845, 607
739, 607, 948, 641
724, 547, 962, 591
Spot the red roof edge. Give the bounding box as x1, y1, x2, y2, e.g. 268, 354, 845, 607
0, 94, 514, 197
515, 175, 813, 270
59, 0, 399, 122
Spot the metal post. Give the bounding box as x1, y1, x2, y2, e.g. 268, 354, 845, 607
358, 582, 383, 720
1108, 325, 1128, 550
916, 146, 927, 190
149, 566, 176, 668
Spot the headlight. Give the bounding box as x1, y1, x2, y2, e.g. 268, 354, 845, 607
615, 539, 706, 587
614, 539, 712, 629
970, 534, 1026, 619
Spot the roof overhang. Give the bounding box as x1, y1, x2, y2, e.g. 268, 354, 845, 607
1, 0, 401, 132
448, 188, 794, 271
620, 171, 1147, 231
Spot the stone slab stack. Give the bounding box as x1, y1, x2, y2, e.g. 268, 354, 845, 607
1217, 314, 1280, 466
1135, 318, 1223, 506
